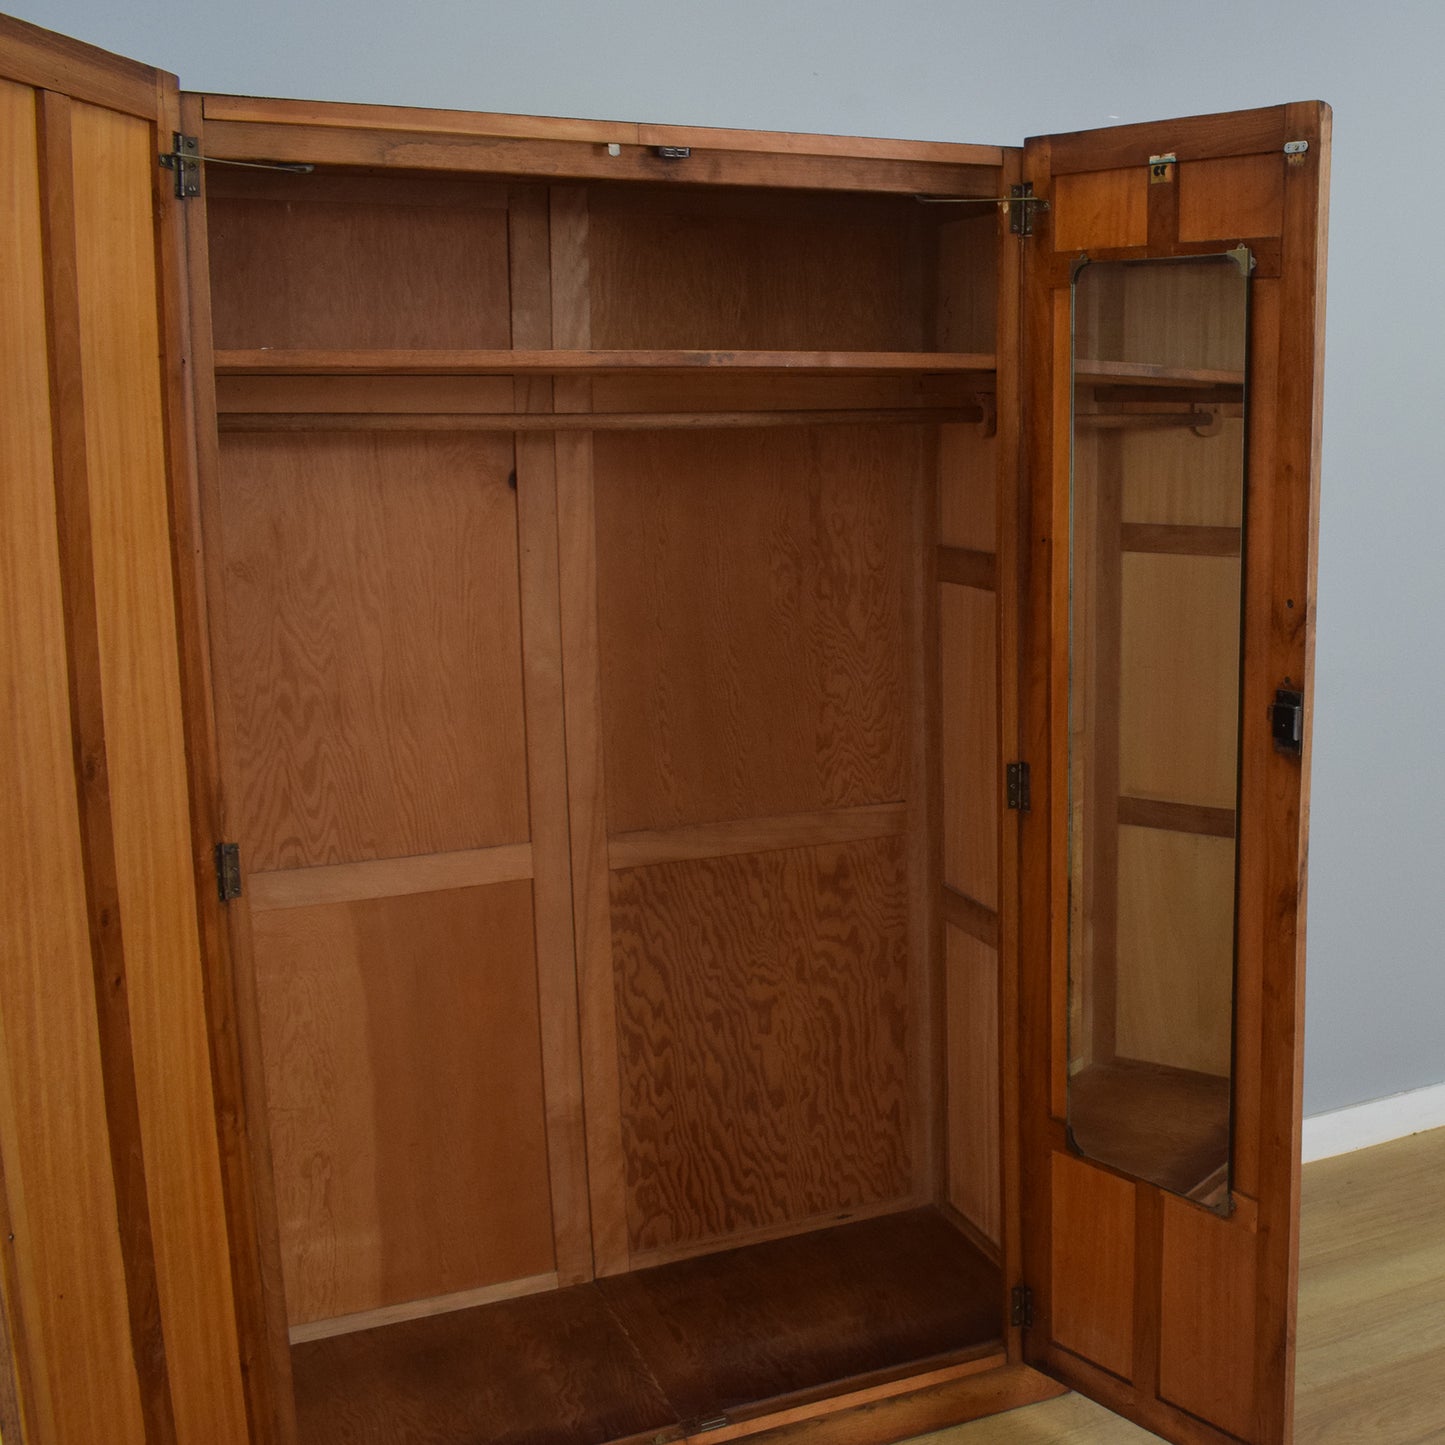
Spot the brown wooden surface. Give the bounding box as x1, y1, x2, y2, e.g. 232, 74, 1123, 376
213, 346, 997, 376
0, 74, 149, 1445
292, 1280, 677, 1445
200, 115, 1000, 197
940, 583, 999, 907
207, 171, 513, 349
1116, 796, 1235, 839
594, 426, 910, 834
940, 886, 1000, 951
1119, 522, 1241, 557
215, 430, 530, 870
1050, 1153, 1136, 1382
589, 188, 929, 352
599, 1210, 1001, 1422
945, 931, 1001, 1246
1069, 1062, 1232, 1199
251, 883, 555, 1325
608, 803, 906, 871
611, 838, 912, 1256
1022, 103, 1329, 1445
68, 91, 251, 1445
0, 11, 158, 116
292, 1209, 1004, 1445
202, 91, 1006, 166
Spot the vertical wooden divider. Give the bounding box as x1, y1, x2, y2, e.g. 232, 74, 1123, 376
550, 185, 631, 1275
993, 145, 1027, 1364
509, 185, 595, 1286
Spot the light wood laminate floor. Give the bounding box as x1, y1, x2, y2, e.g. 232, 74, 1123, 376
923, 1126, 1445, 1443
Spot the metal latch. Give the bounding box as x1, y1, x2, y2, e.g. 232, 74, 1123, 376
1270, 688, 1304, 755
1149, 152, 1177, 184
1011, 1285, 1034, 1329
1284, 140, 1310, 156
655, 146, 691, 160
1008, 182, 1048, 237
1006, 761, 1031, 812
215, 842, 242, 902
159, 132, 201, 198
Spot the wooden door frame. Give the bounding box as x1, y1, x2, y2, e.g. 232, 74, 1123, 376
1015, 102, 1329, 1445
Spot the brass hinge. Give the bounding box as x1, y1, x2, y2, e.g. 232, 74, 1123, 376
159, 132, 201, 199
1011, 1284, 1034, 1329
1006, 761, 1031, 812
215, 842, 242, 903
1009, 182, 1047, 237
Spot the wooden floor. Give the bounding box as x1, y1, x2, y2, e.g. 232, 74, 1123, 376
292, 1208, 1003, 1445
932, 1125, 1445, 1443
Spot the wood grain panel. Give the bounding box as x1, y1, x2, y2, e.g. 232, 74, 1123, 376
0, 76, 147, 1445
588, 188, 926, 351
248, 843, 534, 910
595, 427, 910, 833
941, 583, 999, 908
1119, 552, 1242, 808
611, 838, 912, 1255
1115, 826, 1236, 1076
946, 930, 1000, 1246
939, 423, 997, 552
1179, 154, 1284, 242
936, 211, 998, 354
216, 430, 529, 870
1120, 419, 1246, 528
250, 883, 555, 1325
206, 172, 512, 349
1050, 1153, 1135, 1381
69, 97, 249, 1445
1053, 170, 1147, 253
1159, 1198, 1259, 1440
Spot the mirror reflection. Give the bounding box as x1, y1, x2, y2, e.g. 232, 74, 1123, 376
1066, 254, 1250, 1210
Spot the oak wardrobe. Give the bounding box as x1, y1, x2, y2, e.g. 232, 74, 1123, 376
0, 13, 1328, 1445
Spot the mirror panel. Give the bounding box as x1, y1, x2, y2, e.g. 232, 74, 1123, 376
1066, 253, 1250, 1210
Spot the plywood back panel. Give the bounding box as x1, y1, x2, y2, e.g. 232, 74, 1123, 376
206, 172, 513, 349
1116, 826, 1235, 1075
251, 882, 555, 1324
940, 583, 999, 908
594, 427, 911, 833
939, 424, 996, 552
588, 186, 927, 350
216, 430, 529, 870
611, 837, 911, 1256
946, 928, 1000, 1246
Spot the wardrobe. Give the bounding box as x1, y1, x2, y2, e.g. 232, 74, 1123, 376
0, 12, 1328, 1445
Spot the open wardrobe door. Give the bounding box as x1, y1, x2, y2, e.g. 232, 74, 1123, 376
1015, 104, 1329, 1444
0, 15, 251, 1445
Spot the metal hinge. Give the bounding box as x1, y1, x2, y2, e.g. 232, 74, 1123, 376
1011, 1285, 1034, 1329
215, 842, 242, 903
1006, 761, 1031, 812
159, 132, 201, 198
1270, 687, 1304, 756
655, 146, 691, 160
1009, 182, 1047, 237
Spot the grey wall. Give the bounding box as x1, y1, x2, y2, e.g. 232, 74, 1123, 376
13, 0, 1441, 1116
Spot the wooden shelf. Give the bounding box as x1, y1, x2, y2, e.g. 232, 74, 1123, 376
1075, 358, 1244, 389
212, 347, 997, 378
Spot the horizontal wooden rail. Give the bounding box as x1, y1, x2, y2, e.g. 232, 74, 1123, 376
247, 842, 534, 910
941, 886, 1000, 950
213, 348, 998, 377
938, 546, 997, 591
608, 802, 906, 871
1117, 796, 1236, 839
1120, 524, 1242, 558
218, 407, 979, 434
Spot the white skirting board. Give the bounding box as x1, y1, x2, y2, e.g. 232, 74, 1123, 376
1302, 1080, 1445, 1163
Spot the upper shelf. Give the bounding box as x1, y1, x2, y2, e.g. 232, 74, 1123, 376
212, 349, 998, 378
1075, 359, 1245, 389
